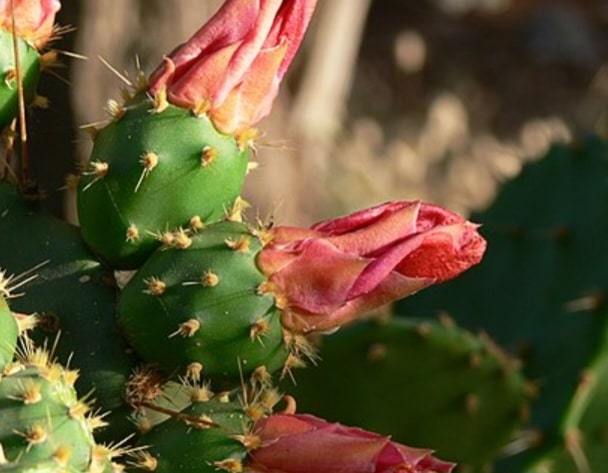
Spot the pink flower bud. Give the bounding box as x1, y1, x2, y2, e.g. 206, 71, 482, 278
0, 0, 60, 49
148, 0, 318, 134
248, 413, 455, 473
257, 201, 486, 333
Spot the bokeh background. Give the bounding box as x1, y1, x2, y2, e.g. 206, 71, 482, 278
28, 0, 608, 225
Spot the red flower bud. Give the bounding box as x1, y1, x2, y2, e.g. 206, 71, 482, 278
148, 0, 318, 134
258, 201, 486, 333
248, 413, 455, 473
0, 0, 60, 49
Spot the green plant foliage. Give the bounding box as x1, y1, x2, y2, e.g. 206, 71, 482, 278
286, 317, 530, 469
396, 136, 608, 471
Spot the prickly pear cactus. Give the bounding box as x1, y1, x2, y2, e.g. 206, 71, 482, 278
0, 295, 17, 372
117, 220, 299, 383
286, 317, 531, 469
77, 93, 250, 269
397, 136, 608, 471
0, 341, 123, 473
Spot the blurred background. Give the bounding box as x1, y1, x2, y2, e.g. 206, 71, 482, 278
28, 0, 608, 225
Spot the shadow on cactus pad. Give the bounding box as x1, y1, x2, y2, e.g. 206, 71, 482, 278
396, 135, 608, 472
285, 317, 530, 470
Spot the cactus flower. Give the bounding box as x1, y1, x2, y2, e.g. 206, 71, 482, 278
257, 201, 486, 333
248, 413, 455, 473
0, 0, 60, 48
148, 0, 318, 134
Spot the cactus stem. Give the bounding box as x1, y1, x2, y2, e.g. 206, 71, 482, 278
134, 152, 159, 192
213, 458, 244, 472
201, 146, 218, 168
143, 277, 167, 296
126, 224, 140, 243
169, 318, 201, 338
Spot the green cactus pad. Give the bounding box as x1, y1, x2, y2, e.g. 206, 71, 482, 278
0, 182, 137, 443
0, 30, 41, 130
396, 136, 608, 471
131, 395, 250, 473
0, 295, 17, 372
0, 363, 96, 471
286, 317, 530, 468
117, 221, 290, 383
77, 93, 250, 269
523, 354, 608, 473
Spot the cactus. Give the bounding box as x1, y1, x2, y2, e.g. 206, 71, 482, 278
77, 93, 250, 269
0, 30, 40, 129
285, 317, 531, 469
8, 2, 608, 473
0, 295, 17, 372
0, 181, 137, 443
0, 339, 123, 473
117, 220, 300, 384
129, 388, 252, 473
396, 136, 608, 471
